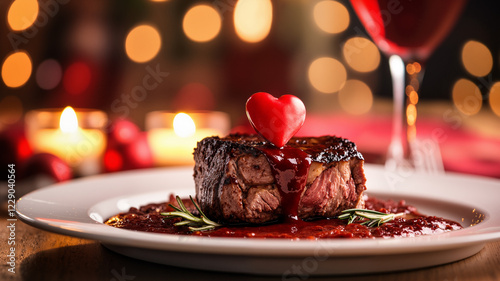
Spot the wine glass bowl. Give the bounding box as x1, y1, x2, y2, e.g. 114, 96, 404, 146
350, 0, 467, 61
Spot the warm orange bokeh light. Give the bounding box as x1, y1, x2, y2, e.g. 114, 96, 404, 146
125, 24, 162, 63
406, 104, 417, 126
452, 78, 482, 116
1, 51, 32, 88
413, 62, 421, 73
408, 90, 419, 104
338, 80, 373, 115
343, 37, 380, 72
308, 57, 347, 94
234, 0, 273, 43
7, 0, 39, 31
462, 40, 493, 77
183, 4, 221, 42
313, 1, 350, 34
489, 82, 500, 117
406, 62, 422, 75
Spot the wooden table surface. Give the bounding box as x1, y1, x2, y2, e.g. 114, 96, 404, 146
1, 205, 499, 281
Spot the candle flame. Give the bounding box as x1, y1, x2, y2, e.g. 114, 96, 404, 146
60, 106, 79, 133
173, 113, 196, 138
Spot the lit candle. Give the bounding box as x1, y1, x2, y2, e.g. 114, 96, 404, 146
146, 111, 230, 166
25, 107, 107, 176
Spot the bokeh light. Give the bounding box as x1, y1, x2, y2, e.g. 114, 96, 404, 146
63, 62, 91, 95
104, 149, 123, 172
406, 104, 417, 126
489, 82, 500, 117
343, 37, 380, 72
183, 4, 221, 43
408, 88, 419, 104
125, 24, 162, 63
0, 96, 23, 125
406, 62, 421, 75
7, 0, 39, 31
452, 78, 482, 116
308, 57, 347, 93
1, 51, 32, 88
71, 20, 108, 58
234, 0, 273, 43
36, 59, 63, 90
338, 80, 373, 114
461, 40, 493, 77
313, 1, 349, 34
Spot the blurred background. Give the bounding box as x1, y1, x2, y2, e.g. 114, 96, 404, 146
1, 0, 499, 185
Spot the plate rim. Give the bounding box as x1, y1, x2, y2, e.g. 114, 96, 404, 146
15, 164, 500, 258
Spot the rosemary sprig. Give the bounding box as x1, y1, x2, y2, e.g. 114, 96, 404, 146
161, 195, 221, 231
338, 208, 404, 227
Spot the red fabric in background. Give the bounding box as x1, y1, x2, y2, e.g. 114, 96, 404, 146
234, 114, 500, 179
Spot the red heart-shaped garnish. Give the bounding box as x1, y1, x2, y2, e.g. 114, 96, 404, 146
246, 92, 306, 148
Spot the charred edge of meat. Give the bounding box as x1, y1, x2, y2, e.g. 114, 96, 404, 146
197, 134, 364, 163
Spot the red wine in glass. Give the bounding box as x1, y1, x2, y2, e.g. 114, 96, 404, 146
351, 0, 466, 60
350, 0, 467, 172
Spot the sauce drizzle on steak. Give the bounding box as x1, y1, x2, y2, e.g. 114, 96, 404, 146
259, 146, 312, 221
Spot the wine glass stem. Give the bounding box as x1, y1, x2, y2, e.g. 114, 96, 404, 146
387, 55, 422, 168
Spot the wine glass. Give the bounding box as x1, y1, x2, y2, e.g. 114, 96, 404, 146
349, 0, 467, 172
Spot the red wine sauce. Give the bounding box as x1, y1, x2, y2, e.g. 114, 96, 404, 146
259, 146, 312, 221
104, 196, 463, 239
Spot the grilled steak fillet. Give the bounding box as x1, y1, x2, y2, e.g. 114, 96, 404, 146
193, 134, 366, 224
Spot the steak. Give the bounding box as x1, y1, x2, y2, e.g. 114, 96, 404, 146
193, 134, 366, 224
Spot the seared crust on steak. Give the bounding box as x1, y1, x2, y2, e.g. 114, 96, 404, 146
193, 134, 366, 224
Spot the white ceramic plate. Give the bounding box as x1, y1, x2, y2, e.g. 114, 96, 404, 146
16, 164, 500, 276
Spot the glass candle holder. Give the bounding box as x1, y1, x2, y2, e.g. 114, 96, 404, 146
146, 111, 230, 166
25, 107, 108, 176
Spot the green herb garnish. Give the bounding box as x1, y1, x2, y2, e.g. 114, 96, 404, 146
161, 195, 221, 231
338, 208, 404, 227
